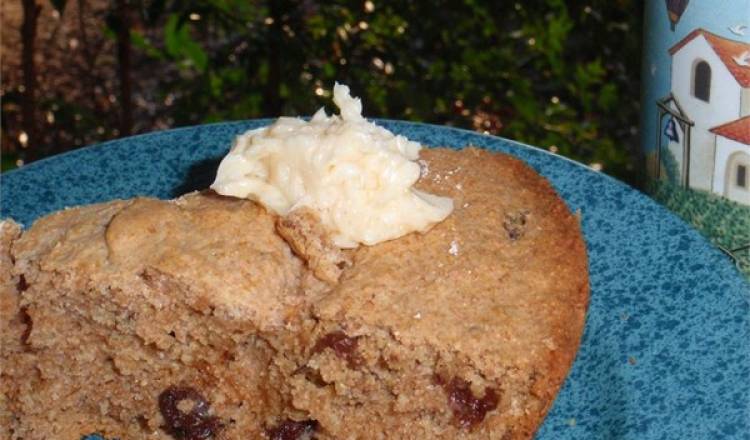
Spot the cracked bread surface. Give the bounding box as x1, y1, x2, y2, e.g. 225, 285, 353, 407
0, 147, 589, 439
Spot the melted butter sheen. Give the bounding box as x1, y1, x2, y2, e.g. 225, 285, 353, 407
211, 83, 453, 248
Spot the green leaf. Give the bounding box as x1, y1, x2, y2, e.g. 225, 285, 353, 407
183, 39, 208, 71
164, 14, 181, 58
102, 25, 116, 40
209, 72, 223, 98
163, 14, 207, 72
597, 83, 618, 109
130, 30, 163, 59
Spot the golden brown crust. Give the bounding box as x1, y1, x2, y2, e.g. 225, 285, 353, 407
275, 207, 351, 285
309, 147, 589, 438
0, 147, 588, 440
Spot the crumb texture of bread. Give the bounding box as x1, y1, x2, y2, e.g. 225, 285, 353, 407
275, 207, 351, 284
1, 220, 25, 436
0, 148, 589, 440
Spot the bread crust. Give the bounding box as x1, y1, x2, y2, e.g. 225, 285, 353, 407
0, 147, 588, 439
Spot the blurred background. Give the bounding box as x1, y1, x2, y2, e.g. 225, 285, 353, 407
1, 0, 641, 183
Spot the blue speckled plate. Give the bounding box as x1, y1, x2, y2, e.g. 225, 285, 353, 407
2, 121, 749, 440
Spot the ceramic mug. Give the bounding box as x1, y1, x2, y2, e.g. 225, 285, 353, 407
640, 0, 750, 275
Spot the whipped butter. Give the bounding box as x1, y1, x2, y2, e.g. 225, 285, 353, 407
211, 83, 453, 248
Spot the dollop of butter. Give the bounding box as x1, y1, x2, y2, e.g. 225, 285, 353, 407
211, 83, 453, 248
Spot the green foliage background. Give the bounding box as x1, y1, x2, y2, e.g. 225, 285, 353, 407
3, 0, 642, 183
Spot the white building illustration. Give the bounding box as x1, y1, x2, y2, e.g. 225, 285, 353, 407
656, 28, 750, 205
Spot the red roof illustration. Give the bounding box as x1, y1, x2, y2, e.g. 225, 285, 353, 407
710, 115, 750, 146
669, 29, 750, 87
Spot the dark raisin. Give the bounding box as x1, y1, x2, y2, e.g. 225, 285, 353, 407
158, 385, 223, 440
311, 331, 363, 368
267, 419, 318, 440
440, 377, 499, 430
503, 211, 529, 241
16, 274, 29, 292
19, 306, 32, 345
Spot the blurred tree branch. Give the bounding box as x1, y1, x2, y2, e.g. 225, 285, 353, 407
20, 0, 41, 161
263, 0, 283, 115
115, 0, 133, 135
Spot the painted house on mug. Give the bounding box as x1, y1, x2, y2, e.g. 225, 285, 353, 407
657, 28, 750, 205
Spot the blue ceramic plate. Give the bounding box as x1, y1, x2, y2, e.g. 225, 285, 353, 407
2, 121, 748, 440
